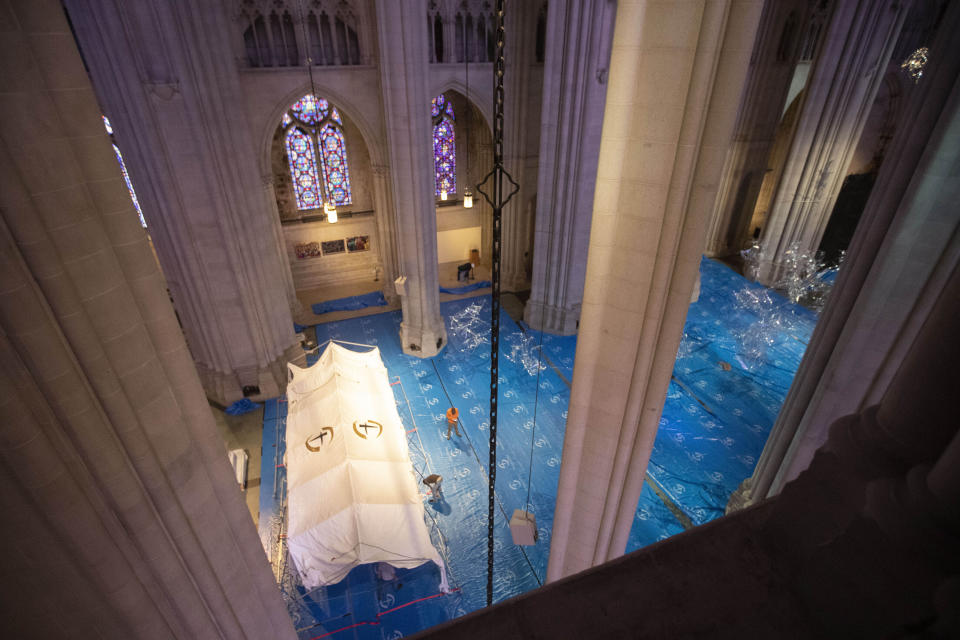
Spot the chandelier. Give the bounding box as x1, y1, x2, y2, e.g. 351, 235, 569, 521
900, 46, 929, 83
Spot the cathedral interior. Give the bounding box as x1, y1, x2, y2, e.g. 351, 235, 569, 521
1, 0, 958, 638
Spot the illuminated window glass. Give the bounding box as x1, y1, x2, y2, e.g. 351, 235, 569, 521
431, 94, 455, 197
281, 94, 352, 208
102, 116, 147, 228
318, 124, 351, 206
285, 128, 323, 210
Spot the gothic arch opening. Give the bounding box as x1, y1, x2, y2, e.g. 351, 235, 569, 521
430, 89, 494, 288
270, 93, 383, 295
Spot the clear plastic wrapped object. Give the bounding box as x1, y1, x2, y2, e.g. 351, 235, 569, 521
774, 241, 839, 313
448, 301, 489, 352
733, 286, 782, 371
740, 241, 762, 282
504, 331, 547, 377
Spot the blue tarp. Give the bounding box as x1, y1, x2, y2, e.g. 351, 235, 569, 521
225, 397, 261, 415
262, 297, 572, 637
311, 291, 388, 315
259, 257, 819, 638
439, 281, 492, 294
642, 259, 817, 526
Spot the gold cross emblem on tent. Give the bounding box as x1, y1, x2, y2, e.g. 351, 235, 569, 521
305, 427, 335, 452
352, 419, 383, 439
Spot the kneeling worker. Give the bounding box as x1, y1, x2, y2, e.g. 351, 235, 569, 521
422, 474, 443, 502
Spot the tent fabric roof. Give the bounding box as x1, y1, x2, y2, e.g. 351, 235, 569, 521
285, 343, 447, 589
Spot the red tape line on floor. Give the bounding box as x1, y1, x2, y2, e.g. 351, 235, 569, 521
307, 588, 460, 639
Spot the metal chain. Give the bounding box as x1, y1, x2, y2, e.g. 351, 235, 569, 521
476, 0, 519, 608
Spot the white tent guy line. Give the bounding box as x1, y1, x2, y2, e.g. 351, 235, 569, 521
284, 342, 449, 591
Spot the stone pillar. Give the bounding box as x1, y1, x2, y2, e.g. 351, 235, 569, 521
370, 163, 400, 299
498, 0, 539, 292
0, 2, 295, 636
524, 0, 616, 334
546, 0, 764, 581
375, 0, 446, 357
64, 0, 303, 405
703, 0, 816, 258
262, 172, 304, 318
755, 0, 909, 283
728, 0, 960, 509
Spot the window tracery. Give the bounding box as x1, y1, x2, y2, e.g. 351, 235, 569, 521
282, 94, 352, 210
238, 0, 363, 68
451, 1, 495, 63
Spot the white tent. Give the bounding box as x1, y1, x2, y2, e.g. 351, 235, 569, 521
285, 342, 448, 590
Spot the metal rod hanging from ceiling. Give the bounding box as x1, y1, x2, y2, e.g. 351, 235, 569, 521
476, 0, 520, 608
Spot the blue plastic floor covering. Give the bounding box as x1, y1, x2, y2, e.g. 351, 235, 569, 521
439, 280, 492, 294
261, 296, 572, 638
260, 257, 818, 638
311, 291, 388, 315
639, 258, 817, 528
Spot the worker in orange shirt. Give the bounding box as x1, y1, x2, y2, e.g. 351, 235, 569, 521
445, 406, 461, 440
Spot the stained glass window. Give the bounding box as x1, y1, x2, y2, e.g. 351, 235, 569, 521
285, 128, 323, 210
432, 94, 456, 197
318, 124, 351, 206
102, 116, 147, 228
282, 94, 352, 209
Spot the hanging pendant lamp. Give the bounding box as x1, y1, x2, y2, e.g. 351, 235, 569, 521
324, 201, 338, 223
298, 0, 337, 223
462, 25, 474, 209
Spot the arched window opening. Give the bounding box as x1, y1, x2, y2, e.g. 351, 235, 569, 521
320, 13, 335, 64
432, 94, 456, 197
102, 116, 147, 228
242, 13, 270, 67
335, 17, 349, 64
281, 11, 298, 65
282, 94, 352, 210
465, 14, 475, 61
455, 13, 464, 63
433, 14, 445, 62
535, 3, 548, 63
243, 19, 260, 67
476, 16, 486, 62
307, 12, 324, 64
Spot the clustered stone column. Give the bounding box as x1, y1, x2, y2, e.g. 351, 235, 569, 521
729, 0, 960, 509
498, 0, 539, 293
703, 0, 816, 258
755, 0, 909, 284
370, 163, 401, 300
64, 0, 304, 405
547, 0, 764, 581
524, 0, 616, 335
0, 1, 295, 636
375, 0, 447, 357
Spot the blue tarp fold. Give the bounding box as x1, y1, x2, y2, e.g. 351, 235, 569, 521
311, 291, 388, 315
